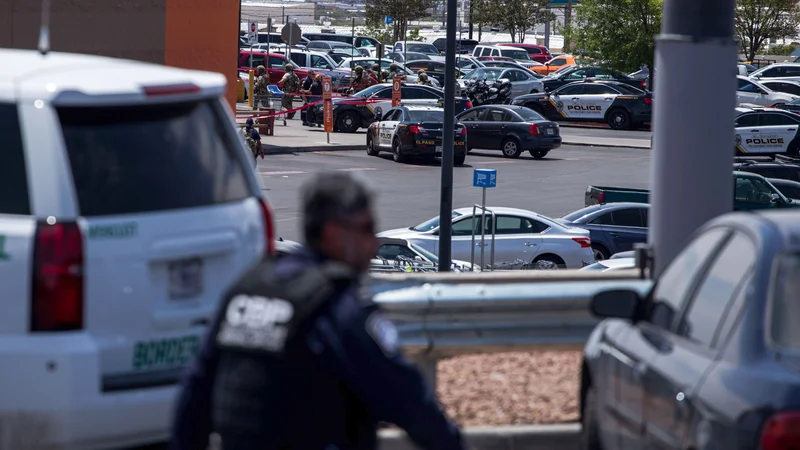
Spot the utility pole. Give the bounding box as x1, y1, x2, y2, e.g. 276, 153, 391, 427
649, 0, 736, 275
468, 0, 474, 40
438, 0, 458, 271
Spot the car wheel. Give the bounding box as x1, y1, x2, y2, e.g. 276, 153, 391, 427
531, 254, 564, 270
392, 138, 407, 163
501, 138, 522, 158
529, 149, 548, 159
591, 244, 609, 261
454, 153, 466, 166
581, 386, 604, 450
607, 108, 631, 130
366, 135, 380, 156
337, 111, 360, 133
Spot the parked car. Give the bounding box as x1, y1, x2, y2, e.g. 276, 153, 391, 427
768, 177, 800, 199
582, 209, 800, 450
481, 60, 545, 78
405, 60, 449, 85
455, 105, 561, 159
457, 67, 544, 97
377, 207, 595, 269
579, 257, 636, 271
558, 203, 649, 260
456, 55, 486, 74
305, 40, 360, 56
365, 105, 467, 165
585, 171, 800, 210
531, 55, 583, 75
495, 42, 553, 64
540, 65, 642, 91
386, 51, 431, 63
734, 155, 800, 182
376, 237, 478, 271
309, 83, 472, 132
734, 107, 800, 155
431, 37, 478, 54
737, 75, 798, 107
760, 79, 800, 96
238, 50, 308, 84
392, 42, 445, 61
302, 32, 380, 48
0, 48, 275, 449
473, 45, 537, 68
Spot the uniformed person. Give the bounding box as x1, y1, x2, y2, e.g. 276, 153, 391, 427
349, 65, 368, 94
277, 64, 300, 125
242, 118, 263, 162
417, 70, 432, 86
170, 172, 465, 450
253, 65, 270, 110
388, 63, 406, 81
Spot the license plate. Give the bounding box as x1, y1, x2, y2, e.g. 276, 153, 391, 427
132, 335, 201, 371
436, 146, 442, 152
547, 129, 555, 135
169, 258, 204, 299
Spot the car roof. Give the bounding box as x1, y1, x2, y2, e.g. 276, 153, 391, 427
401, 105, 445, 111
453, 206, 540, 217
0, 48, 225, 102
768, 177, 800, 187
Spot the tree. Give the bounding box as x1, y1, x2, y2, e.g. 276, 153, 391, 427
569, 0, 662, 73
366, 0, 438, 42
498, 0, 555, 43
735, 0, 800, 62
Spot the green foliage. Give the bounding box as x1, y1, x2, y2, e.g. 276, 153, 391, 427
768, 43, 798, 56
363, 24, 396, 46
366, 0, 437, 41
472, 0, 554, 42
568, 0, 662, 73
407, 27, 425, 42
735, 0, 800, 62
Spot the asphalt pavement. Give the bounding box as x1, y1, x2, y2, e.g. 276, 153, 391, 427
258, 145, 650, 242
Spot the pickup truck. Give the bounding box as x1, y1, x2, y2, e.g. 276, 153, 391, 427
585, 171, 800, 210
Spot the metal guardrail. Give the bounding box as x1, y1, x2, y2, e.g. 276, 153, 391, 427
370, 269, 653, 361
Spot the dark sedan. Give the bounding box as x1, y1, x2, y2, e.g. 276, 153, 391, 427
366, 105, 467, 165
582, 209, 800, 450
541, 65, 642, 91
557, 202, 649, 261
456, 105, 561, 159
768, 177, 800, 199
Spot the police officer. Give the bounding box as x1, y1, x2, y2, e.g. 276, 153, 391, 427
170, 172, 466, 450
277, 64, 300, 125
417, 70, 432, 86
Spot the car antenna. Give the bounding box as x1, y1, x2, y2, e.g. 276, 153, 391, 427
37, 0, 51, 55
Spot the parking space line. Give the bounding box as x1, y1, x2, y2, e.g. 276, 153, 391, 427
335, 167, 379, 172
259, 170, 306, 176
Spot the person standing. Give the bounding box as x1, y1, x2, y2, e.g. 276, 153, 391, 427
170, 172, 466, 450
277, 64, 300, 126
306, 74, 324, 127
253, 65, 270, 110
242, 118, 263, 163
300, 69, 316, 126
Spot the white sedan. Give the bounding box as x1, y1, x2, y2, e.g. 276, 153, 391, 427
377, 207, 595, 269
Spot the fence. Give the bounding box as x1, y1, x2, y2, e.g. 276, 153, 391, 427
369, 269, 653, 387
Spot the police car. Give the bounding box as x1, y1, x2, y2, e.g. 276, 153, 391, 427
311, 82, 472, 133
735, 107, 800, 155
511, 79, 652, 130
366, 105, 468, 165
0, 49, 273, 449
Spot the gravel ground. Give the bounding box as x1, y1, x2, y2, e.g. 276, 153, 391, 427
436, 351, 582, 426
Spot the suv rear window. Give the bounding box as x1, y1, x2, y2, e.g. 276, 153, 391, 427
58, 100, 251, 217
0, 103, 31, 215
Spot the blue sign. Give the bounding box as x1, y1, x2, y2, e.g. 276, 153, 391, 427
473, 169, 497, 188
549, 0, 579, 4
384, 16, 393, 25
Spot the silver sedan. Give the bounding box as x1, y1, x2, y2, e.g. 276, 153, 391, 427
457, 67, 544, 97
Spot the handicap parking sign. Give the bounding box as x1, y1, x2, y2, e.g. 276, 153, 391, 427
473, 169, 497, 188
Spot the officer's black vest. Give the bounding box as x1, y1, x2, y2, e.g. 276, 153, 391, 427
211, 259, 371, 450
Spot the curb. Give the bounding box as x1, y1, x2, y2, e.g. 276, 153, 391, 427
264, 144, 366, 154
378, 423, 581, 450
563, 140, 650, 150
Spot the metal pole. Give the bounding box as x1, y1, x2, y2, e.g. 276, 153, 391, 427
468, 0, 473, 40
351, 17, 355, 44
437, 0, 458, 272
480, 188, 486, 270
403, 19, 408, 63
544, 11, 550, 49
649, 0, 736, 275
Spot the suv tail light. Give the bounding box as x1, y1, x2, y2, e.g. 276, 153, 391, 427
258, 198, 276, 258
31, 221, 84, 332
643, 97, 652, 105
529, 124, 540, 136
572, 237, 592, 248
457, 126, 467, 136
761, 411, 800, 450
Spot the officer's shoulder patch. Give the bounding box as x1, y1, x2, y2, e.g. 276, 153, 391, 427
365, 311, 399, 356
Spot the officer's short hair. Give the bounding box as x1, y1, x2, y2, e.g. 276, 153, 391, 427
301, 172, 373, 243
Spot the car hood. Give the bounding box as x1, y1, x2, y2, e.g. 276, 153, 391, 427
376, 227, 422, 238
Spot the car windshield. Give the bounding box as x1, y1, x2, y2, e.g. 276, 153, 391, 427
410, 242, 439, 262
613, 84, 646, 95
411, 211, 464, 231
407, 44, 440, 55
769, 252, 800, 349
465, 68, 503, 80
356, 84, 388, 98
408, 110, 445, 122
502, 49, 531, 60
514, 107, 546, 121
332, 46, 360, 56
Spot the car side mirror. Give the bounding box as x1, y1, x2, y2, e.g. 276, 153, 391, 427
771, 193, 782, 203
589, 289, 642, 321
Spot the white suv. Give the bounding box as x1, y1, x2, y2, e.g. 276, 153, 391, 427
0, 48, 275, 449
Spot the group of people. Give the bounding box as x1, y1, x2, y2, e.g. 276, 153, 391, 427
347, 63, 433, 94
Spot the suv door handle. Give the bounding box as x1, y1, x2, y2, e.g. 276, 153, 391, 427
789, 128, 796, 131
751, 129, 760, 132
572, 97, 580, 100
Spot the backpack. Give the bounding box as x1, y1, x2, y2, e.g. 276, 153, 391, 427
284, 73, 299, 94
